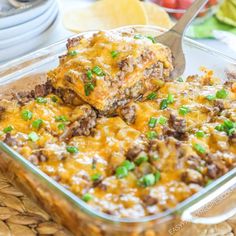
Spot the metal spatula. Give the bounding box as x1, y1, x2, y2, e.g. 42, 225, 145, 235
155, 0, 208, 79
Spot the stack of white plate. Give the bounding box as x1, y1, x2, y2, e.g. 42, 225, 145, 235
0, 0, 58, 63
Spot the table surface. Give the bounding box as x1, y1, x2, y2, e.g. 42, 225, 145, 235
39, 0, 236, 61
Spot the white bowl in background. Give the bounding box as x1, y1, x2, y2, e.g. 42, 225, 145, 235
0, 12, 59, 63
0, 0, 57, 40
0, 0, 54, 29
0, 3, 58, 49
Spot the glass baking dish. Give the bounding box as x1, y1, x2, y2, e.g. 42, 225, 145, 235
0, 25, 235, 236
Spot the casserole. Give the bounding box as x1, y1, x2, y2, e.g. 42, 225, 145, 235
0, 25, 235, 236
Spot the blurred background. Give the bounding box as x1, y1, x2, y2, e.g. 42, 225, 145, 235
0, 0, 235, 63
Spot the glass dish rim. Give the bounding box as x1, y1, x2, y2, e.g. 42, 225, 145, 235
0, 25, 235, 224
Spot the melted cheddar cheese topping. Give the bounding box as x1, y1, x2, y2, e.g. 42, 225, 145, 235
0, 32, 235, 218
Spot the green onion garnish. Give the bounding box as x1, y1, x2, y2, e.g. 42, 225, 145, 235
228, 128, 236, 136
205, 95, 216, 101
167, 94, 174, 104
147, 92, 157, 100
68, 50, 78, 56
215, 124, 224, 132
115, 166, 128, 179
154, 171, 161, 182
87, 70, 93, 80
193, 143, 206, 154
215, 120, 236, 136
28, 132, 39, 142
160, 99, 168, 110
36, 97, 47, 104
111, 50, 119, 58
82, 193, 93, 202
32, 119, 43, 129
21, 110, 33, 121
134, 34, 143, 39
92, 66, 104, 76
66, 146, 79, 154
121, 160, 135, 171
91, 173, 102, 182
146, 131, 158, 140
206, 179, 213, 186
58, 123, 66, 130
177, 77, 184, 82
146, 35, 156, 43
158, 116, 167, 125
84, 83, 95, 96
195, 130, 205, 138
179, 106, 190, 116
134, 155, 148, 166
148, 117, 158, 128
3, 126, 13, 133
138, 173, 156, 187
51, 96, 58, 103
55, 116, 68, 122
216, 89, 228, 99
224, 119, 235, 129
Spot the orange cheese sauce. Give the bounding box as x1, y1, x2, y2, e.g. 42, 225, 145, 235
0, 68, 236, 217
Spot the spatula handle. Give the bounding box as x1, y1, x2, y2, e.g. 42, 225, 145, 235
172, 0, 208, 35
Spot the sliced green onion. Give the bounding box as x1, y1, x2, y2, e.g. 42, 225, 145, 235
154, 171, 161, 182
32, 119, 43, 129
51, 96, 58, 103
146, 131, 158, 140
158, 116, 167, 125
179, 106, 190, 116
115, 166, 128, 179
147, 92, 157, 100
215, 124, 224, 132
21, 110, 33, 121
111, 50, 119, 58
177, 77, 184, 82
193, 143, 206, 154
92, 66, 104, 76
82, 193, 93, 202
148, 117, 158, 128
215, 120, 236, 136
146, 35, 156, 43
134, 156, 148, 166
36, 97, 47, 104
55, 115, 68, 122
121, 160, 135, 171
84, 83, 95, 96
3, 126, 13, 133
206, 179, 213, 186
28, 132, 39, 142
91, 173, 102, 182
58, 123, 66, 130
86, 70, 93, 80
68, 50, 78, 56
167, 94, 174, 104
224, 120, 235, 129
138, 173, 156, 187
228, 128, 236, 136
66, 146, 79, 154
195, 130, 205, 138
205, 95, 216, 101
160, 99, 168, 110
216, 89, 228, 99
134, 34, 143, 39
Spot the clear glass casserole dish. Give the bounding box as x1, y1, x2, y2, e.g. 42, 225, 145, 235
0, 25, 235, 236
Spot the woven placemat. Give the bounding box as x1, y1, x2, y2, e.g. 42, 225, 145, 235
0, 171, 72, 236
0, 169, 235, 236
